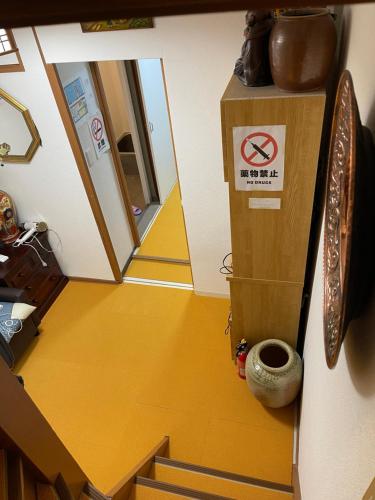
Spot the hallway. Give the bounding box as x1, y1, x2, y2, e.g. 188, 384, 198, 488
17, 281, 294, 493
126, 184, 193, 284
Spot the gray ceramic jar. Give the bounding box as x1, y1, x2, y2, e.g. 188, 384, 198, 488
245, 339, 302, 408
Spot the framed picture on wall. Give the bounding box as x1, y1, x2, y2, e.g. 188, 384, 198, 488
81, 19, 154, 32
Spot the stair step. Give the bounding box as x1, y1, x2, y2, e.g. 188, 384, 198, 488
134, 476, 233, 499
129, 483, 191, 499
36, 483, 60, 500
151, 457, 293, 500
0, 451, 7, 500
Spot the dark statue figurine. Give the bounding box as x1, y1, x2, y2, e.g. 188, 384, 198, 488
234, 10, 274, 87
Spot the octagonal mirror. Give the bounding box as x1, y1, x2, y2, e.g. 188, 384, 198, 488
0, 88, 41, 163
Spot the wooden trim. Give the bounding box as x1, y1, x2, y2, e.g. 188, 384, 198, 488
128, 60, 160, 203
0, 30, 24, 73
0, 449, 7, 499
31, 28, 122, 283
121, 249, 135, 277
90, 62, 141, 247
227, 276, 304, 287
106, 436, 169, 499
54, 474, 75, 500
0, 357, 87, 497
0, 48, 18, 57
0, 88, 40, 162
7, 454, 24, 500
154, 456, 293, 494
135, 476, 234, 500
2, 0, 357, 29
292, 465, 301, 500
363, 477, 375, 500
132, 254, 190, 265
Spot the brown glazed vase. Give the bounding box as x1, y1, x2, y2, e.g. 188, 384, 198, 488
269, 8, 337, 92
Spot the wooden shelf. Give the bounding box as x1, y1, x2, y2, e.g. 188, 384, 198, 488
221, 75, 326, 355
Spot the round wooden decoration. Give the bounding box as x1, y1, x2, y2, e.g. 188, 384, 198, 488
323, 70, 357, 369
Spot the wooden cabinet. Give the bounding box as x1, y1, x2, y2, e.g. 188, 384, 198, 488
221, 76, 325, 355
0, 232, 68, 319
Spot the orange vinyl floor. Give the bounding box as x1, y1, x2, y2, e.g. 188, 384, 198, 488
17, 281, 294, 494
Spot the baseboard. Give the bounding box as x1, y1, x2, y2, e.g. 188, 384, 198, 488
194, 290, 230, 299
68, 276, 119, 284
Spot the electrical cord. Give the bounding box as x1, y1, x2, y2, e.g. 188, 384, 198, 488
224, 311, 232, 335
219, 252, 233, 275
12, 227, 62, 268
32, 229, 62, 253
21, 242, 47, 267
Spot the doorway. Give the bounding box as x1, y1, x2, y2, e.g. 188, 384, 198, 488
56, 59, 192, 286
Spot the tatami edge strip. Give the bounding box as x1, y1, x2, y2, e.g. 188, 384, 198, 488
132, 254, 190, 265
154, 456, 293, 494
123, 277, 193, 290
136, 476, 234, 500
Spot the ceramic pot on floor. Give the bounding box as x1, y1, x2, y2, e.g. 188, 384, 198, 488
245, 339, 302, 408
269, 8, 337, 92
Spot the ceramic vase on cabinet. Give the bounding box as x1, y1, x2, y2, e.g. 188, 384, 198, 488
245, 339, 302, 408
269, 8, 337, 92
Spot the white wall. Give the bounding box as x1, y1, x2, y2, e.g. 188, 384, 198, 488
56, 62, 134, 271
0, 28, 114, 280
137, 58, 177, 204
36, 12, 245, 295
0, 97, 31, 155
298, 5, 375, 499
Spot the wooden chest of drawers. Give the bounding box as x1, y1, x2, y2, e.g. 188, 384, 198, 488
0, 232, 68, 319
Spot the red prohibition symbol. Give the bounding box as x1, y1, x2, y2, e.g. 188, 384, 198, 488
91, 117, 103, 141
241, 132, 278, 167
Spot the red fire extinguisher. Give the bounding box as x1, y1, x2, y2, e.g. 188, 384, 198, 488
236, 339, 249, 379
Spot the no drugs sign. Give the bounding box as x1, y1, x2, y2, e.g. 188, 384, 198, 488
233, 125, 286, 191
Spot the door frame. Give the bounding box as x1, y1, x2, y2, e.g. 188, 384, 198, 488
90, 61, 141, 248
33, 29, 123, 282
34, 28, 140, 282
124, 60, 160, 203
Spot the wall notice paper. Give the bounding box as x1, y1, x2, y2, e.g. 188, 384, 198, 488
63, 77, 89, 123
233, 125, 286, 191
88, 112, 110, 158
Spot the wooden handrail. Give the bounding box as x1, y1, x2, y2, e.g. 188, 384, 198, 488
0, 358, 88, 498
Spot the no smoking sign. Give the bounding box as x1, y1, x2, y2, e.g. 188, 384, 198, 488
233, 125, 286, 192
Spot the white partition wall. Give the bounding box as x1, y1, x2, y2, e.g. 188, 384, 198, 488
35, 12, 245, 295
137, 58, 177, 204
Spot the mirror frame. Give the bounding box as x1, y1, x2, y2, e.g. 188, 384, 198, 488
0, 87, 41, 163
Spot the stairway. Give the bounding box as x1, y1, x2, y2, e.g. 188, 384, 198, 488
83, 437, 294, 500
0, 437, 295, 499
0, 446, 77, 500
